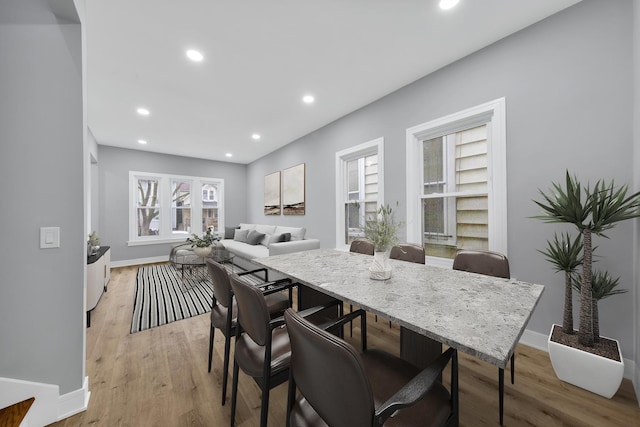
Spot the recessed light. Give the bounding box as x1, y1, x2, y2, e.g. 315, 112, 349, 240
186, 49, 204, 62
225, 153, 232, 157
302, 95, 315, 104
137, 139, 147, 145
136, 107, 150, 116
439, 0, 459, 10
252, 133, 261, 140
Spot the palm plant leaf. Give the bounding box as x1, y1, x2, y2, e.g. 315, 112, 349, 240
532, 171, 588, 228
538, 232, 583, 273
588, 180, 640, 235
571, 270, 627, 301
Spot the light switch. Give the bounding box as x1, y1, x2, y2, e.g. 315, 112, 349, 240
40, 227, 60, 248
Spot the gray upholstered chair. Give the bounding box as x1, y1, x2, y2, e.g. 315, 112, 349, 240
284, 308, 459, 427
205, 259, 290, 406
452, 249, 511, 425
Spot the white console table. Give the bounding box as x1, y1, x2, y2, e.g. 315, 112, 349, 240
87, 246, 110, 327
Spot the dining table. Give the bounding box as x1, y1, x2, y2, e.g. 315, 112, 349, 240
254, 248, 544, 371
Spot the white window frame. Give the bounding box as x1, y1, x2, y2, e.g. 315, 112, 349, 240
128, 171, 225, 246
335, 138, 384, 251
406, 98, 507, 267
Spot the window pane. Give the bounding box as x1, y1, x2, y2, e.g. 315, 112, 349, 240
422, 195, 489, 259
136, 179, 160, 236
172, 181, 191, 234
137, 179, 159, 207
137, 208, 159, 236
347, 160, 359, 192
423, 137, 443, 188
345, 203, 364, 244
202, 183, 218, 233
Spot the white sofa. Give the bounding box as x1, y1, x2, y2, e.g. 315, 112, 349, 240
220, 223, 320, 270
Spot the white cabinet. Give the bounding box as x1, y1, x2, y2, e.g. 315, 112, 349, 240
87, 246, 110, 327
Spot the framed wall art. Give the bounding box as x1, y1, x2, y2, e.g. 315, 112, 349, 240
282, 163, 305, 215
264, 171, 281, 215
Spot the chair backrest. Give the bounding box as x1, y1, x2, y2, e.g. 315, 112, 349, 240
452, 249, 510, 279
229, 274, 271, 346
285, 308, 375, 427
349, 239, 374, 255
205, 259, 233, 307
389, 243, 425, 264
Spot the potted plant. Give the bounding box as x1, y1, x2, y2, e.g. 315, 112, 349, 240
364, 203, 401, 280
533, 171, 640, 397
186, 228, 217, 257
88, 231, 100, 256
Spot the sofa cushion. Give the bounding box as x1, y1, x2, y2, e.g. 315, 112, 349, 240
223, 239, 269, 259
274, 226, 306, 241
255, 224, 277, 246
239, 223, 257, 230
234, 229, 249, 243
246, 230, 265, 245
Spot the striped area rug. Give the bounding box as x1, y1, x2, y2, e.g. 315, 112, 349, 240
131, 263, 264, 333
131, 263, 213, 333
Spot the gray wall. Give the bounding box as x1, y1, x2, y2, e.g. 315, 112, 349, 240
98, 146, 248, 262
247, 0, 638, 358
0, 1, 84, 394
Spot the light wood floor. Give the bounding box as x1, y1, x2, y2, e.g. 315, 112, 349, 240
51, 265, 640, 427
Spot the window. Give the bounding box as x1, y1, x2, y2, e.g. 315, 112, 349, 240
335, 138, 384, 250
129, 172, 224, 245
406, 98, 506, 266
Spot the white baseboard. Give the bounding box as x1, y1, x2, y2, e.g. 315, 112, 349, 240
0, 376, 89, 425
635, 364, 640, 406
111, 255, 168, 268
518, 329, 637, 381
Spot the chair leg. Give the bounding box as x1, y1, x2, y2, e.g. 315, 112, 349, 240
222, 334, 232, 405
208, 324, 215, 373
260, 378, 270, 427
349, 304, 353, 336
230, 359, 240, 426
511, 353, 515, 384
498, 368, 504, 426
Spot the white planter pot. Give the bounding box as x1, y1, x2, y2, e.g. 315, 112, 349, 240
193, 246, 212, 257
547, 324, 624, 398
369, 251, 392, 280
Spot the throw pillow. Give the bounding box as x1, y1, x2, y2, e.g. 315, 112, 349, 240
233, 229, 249, 243
246, 229, 265, 246
278, 232, 291, 242
225, 226, 239, 239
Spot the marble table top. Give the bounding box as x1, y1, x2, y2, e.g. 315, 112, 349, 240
254, 248, 544, 368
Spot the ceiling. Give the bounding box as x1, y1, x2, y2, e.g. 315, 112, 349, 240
86, 0, 582, 164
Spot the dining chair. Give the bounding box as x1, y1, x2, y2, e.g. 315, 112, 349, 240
229, 274, 335, 427
390, 243, 426, 264
349, 239, 375, 255
452, 249, 511, 426
205, 259, 291, 406
284, 308, 459, 427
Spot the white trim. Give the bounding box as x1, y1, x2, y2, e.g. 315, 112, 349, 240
518, 329, 636, 381
127, 237, 188, 246
111, 255, 168, 268
0, 376, 89, 426
335, 138, 384, 250
406, 97, 507, 254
